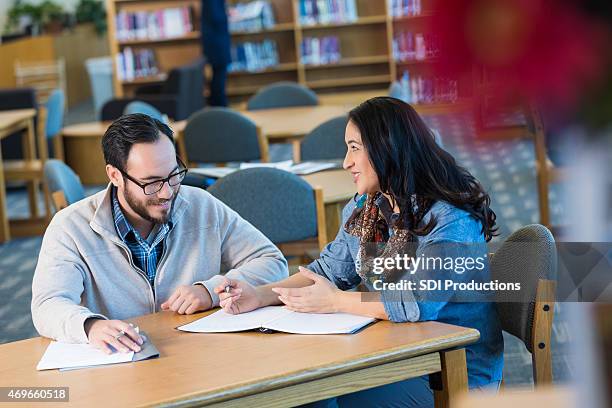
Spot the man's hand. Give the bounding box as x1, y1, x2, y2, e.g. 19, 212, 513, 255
85, 319, 143, 354
161, 285, 213, 315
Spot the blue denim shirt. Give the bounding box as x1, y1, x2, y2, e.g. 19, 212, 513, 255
308, 198, 504, 387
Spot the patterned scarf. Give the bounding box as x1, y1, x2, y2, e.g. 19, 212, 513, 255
345, 192, 418, 285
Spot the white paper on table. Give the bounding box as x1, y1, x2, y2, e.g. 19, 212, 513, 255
178, 306, 292, 333
265, 310, 376, 334
290, 161, 339, 175
239, 160, 293, 171
36, 342, 134, 371
177, 306, 375, 335
189, 167, 238, 178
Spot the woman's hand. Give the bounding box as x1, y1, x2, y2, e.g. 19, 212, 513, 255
214, 278, 263, 315
272, 267, 341, 313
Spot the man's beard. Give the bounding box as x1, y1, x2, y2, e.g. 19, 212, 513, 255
123, 185, 179, 225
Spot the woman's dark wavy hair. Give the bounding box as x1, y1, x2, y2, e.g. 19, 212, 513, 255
348, 96, 498, 241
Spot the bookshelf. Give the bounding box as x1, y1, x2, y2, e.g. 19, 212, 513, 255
106, 0, 472, 105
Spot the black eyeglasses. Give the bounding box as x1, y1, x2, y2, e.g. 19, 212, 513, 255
119, 157, 188, 195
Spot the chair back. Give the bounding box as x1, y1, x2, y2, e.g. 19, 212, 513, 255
44, 89, 65, 139
124, 101, 168, 123
300, 115, 348, 161
491, 224, 557, 384
44, 160, 85, 209
208, 168, 320, 244
164, 58, 205, 119
247, 81, 318, 111
184, 107, 266, 164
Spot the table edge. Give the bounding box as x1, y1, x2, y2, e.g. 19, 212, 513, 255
156, 327, 480, 407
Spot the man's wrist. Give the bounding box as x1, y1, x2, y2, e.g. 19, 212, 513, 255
84, 317, 102, 338
195, 283, 213, 309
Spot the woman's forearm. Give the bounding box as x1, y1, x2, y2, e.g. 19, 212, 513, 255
256, 273, 314, 307
335, 291, 389, 320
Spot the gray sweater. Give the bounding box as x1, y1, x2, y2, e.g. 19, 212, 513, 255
31, 184, 288, 343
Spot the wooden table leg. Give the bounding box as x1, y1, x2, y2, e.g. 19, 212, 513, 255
431, 348, 469, 408
292, 140, 301, 163
22, 118, 40, 218
0, 142, 10, 243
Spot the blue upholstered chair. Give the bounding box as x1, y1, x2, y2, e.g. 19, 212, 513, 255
300, 115, 348, 161
208, 167, 328, 256
183, 107, 269, 165
247, 81, 319, 111
124, 101, 169, 124
43, 160, 85, 210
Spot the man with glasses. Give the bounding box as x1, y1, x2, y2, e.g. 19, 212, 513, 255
31, 114, 288, 353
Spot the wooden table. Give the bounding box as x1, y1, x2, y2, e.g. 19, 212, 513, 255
0, 109, 37, 243
0, 310, 479, 407
302, 169, 354, 243
454, 386, 575, 408
61, 121, 187, 185
242, 105, 347, 162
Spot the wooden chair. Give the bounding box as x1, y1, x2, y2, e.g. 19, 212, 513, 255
490, 224, 557, 386
208, 167, 327, 264
4, 89, 65, 223
51, 191, 68, 211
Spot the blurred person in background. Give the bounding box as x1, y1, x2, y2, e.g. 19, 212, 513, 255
200, 0, 230, 106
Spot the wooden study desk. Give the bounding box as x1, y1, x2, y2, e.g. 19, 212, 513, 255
241, 105, 347, 162
0, 310, 479, 407
61, 120, 187, 185
454, 386, 575, 408
0, 108, 38, 243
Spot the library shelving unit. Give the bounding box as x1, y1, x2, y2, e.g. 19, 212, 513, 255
106, 0, 472, 105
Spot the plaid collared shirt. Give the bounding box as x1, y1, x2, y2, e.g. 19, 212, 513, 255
111, 188, 172, 287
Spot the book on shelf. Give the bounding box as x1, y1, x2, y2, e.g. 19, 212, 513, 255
229, 39, 280, 72
228, 0, 276, 33
301, 36, 341, 66
116, 47, 160, 82
299, 0, 358, 26
115, 6, 194, 42
389, 0, 422, 18
396, 70, 458, 105
392, 31, 441, 62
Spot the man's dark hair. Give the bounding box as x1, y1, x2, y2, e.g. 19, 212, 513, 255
102, 113, 174, 171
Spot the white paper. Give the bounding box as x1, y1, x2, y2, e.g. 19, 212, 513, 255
177, 306, 375, 335
178, 306, 292, 333
189, 167, 238, 178
290, 161, 339, 175
37, 341, 134, 371
266, 310, 375, 334
239, 160, 293, 171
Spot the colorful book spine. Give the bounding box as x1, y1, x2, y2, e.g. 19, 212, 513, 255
301, 36, 341, 65
299, 0, 358, 25
115, 6, 193, 42
116, 47, 159, 81
398, 70, 458, 104
228, 39, 280, 72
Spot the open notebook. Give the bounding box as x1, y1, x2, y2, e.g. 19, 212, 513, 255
177, 306, 376, 335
